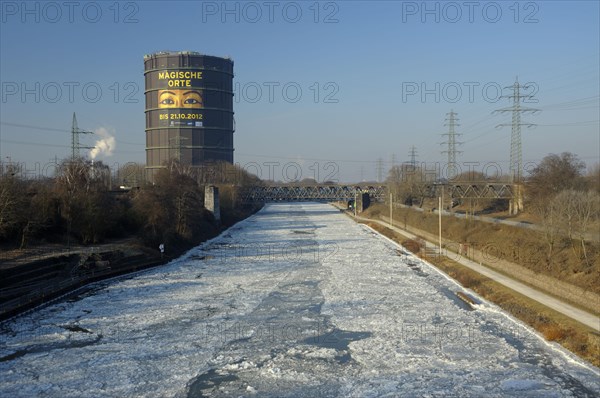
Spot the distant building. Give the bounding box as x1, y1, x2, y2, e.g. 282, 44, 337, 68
144, 51, 234, 180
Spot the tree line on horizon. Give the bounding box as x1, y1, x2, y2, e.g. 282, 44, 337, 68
0, 159, 260, 250
386, 152, 600, 266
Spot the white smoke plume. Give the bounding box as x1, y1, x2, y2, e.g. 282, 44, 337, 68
89, 127, 116, 159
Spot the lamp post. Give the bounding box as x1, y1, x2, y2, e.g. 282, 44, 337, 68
390, 192, 393, 227
438, 186, 444, 259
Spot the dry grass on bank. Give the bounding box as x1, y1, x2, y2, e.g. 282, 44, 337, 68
364, 221, 600, 368
363, 204, 600, 295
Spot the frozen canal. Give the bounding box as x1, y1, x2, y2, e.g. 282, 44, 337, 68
1, 203, 599, 397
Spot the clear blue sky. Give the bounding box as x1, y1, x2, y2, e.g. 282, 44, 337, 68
1, 0, 598, 182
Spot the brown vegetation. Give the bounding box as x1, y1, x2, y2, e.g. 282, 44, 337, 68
0, 158, 260, 252
365, 203, 600, 295
376, 153, 600, 295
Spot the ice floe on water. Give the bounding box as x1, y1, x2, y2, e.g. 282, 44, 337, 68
1, 203, 598, 397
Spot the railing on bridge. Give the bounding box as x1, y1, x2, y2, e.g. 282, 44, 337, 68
239, 185, 387, 203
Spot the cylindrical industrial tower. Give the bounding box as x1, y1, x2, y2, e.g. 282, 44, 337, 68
144, 51, 234, 179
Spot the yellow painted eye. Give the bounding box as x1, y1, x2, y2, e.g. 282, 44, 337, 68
160, 98, 175, 105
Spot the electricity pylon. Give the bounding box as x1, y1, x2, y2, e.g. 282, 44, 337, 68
494, 77, 540, 182
376, 157, 384, 183
71, 113, 93, 160
441, 110, 462, 179
408, 146, 418, 171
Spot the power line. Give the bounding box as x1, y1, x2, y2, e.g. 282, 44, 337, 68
541, 96, 599, 111
537, 120, 599, 127
460, 113, 497, 134
236, 152, 392, 164
0, 121, 142, 146
0, 139, 142, 154
1, 139, 72, 149
451, 91, 597, 147
0, 122, 68, 132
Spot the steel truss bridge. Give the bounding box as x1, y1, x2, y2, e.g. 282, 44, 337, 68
418, 182, 517, 200
239, 182, 517, 203
239, 185, 386, 203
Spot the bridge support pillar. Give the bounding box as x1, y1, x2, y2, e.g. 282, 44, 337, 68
356, 192, 371, 213
508, 184, 524, 215
205, 185, 221, 224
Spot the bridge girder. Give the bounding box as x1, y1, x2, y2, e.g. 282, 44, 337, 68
239, 182, 516, 203
239, 185, 387, 203
414, 183, 516, 200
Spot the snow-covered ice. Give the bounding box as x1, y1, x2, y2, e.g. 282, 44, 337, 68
1, 203, 598, 397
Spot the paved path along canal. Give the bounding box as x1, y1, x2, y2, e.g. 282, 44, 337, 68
1, 203, 598, 397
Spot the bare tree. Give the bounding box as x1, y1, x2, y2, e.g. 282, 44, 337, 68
387, 164, 429, 206
554, 190, 578, 244
55, 159, 116, 244
19, 182, 60, 248
587, 163, 600, 194
0, 174, 27, 242
115, 162, 146, 188
527, 152, 586, 205
533, 196, 562, 264
453, 170, 489, 182
552, 189, 600, 266
572, 190, 599, 266
133, 159, 204, 246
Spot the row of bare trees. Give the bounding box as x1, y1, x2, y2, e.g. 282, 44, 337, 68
535, 190, 598, 264
0, 159, 133, 247
386, 165, 429, 206
0, 158, 260, 250
385, 152, 599, 266
386, 152, 598, 209
529, 153, 599, 266
133, 160, 210, 248
386, 164, 501, 210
